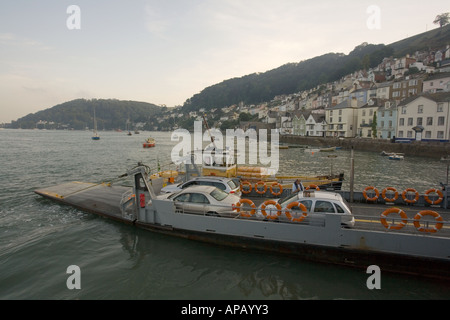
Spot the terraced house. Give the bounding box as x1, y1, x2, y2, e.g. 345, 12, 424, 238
396, 92, 450, 142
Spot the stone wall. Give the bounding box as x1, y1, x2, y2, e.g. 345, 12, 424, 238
280, 135, 450, 159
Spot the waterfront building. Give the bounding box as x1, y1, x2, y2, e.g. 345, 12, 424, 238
357, 100, 380, 138
396, 92, 450, 142
377, 100, 397, 140
325, 98, 364, 138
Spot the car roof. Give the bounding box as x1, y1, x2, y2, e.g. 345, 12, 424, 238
179, 185, 218, 193
191, 176, 232, 182
298, 191, 342, 201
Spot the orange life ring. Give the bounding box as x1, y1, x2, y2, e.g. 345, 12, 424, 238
261, 200, 282, 220
382, 187, 399, 203
284, 202, 308, 222
235, 199, 256, 218
363, 186, 380, 202
424, 189, 444, 205
270, 183, 283, 196
305, 184, 320, 191
254, 181, 267, 195
240, 181, 252, 194
402, 188, 420, 204
380, 208, 408, 230
413, 210, 444, 233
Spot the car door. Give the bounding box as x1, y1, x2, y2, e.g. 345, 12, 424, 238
185, 193, 210, 214
173, 193, 191, 212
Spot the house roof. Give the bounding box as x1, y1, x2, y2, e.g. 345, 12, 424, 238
398, 92, 450, 106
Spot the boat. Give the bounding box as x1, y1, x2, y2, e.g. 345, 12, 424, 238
34, 162, 450, 280
389, 154, 404, 161
143, 138, 156, 148
91, 106, 100, 140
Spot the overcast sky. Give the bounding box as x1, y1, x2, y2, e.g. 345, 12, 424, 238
0, 0, 449, 123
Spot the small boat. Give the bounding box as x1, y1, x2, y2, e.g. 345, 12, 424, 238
143, 138, 156, 148
388, 154, 404, 161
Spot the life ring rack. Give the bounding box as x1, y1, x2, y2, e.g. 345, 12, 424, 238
413, 210, 444, 233
382, 187, 399, 203
260, 200, 282, 220
234, 199, 257, 218
270, 183, 283, 197
240, 181, 252, 195
402, 188, 420, 204
255, 181, 267, 195
380, 208, 408, 230
363, 186, 380, 202
284, 202, 308, 222
424, 189, 444, 205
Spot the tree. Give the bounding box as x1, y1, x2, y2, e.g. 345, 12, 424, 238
434, 13, 450, 28
372, 112, 378, 139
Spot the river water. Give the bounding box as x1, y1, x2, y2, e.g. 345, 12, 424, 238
1, 129, 450, 300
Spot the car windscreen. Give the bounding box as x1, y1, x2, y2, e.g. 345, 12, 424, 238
210, 188, 228, 201
279, 193, 298, 207
227, 180, 238, 189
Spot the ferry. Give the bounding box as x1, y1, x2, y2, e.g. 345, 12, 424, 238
35, 161, 450, 281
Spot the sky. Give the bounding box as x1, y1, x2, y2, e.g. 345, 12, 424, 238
0, 0, 449, 123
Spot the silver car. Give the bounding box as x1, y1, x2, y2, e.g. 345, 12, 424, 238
160, 176, 241, 196
157, 185, 241, 216
257, 190, 355, 227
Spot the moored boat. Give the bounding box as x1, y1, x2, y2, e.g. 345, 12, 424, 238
143, 138, 156, 148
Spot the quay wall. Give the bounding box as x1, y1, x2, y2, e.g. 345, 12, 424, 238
279, 135, 450, 159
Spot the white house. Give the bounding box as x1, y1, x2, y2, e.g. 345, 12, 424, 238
325, 98, 364, 138
396, 92, 450, 142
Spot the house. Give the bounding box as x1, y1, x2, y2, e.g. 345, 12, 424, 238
396, 92, 450, 142
376, 82, 392, 100
325, 98, 364, 138
423, 72, 450, 93
305, 113, 326, 137
391, 75, 425, 103
392, 55, 417, 79
357, 100, 380, 138
292, 111, 308, 136
377, 100, 397, 140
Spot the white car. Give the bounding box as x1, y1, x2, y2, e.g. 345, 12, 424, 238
160, 176, 241, 195
155, 185, 241, 216
257, 190, 355, 227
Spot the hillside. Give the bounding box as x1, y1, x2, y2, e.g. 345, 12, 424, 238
183, 25, 450, 112
11, 99, 163, 130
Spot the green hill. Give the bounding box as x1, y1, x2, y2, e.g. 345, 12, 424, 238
183, 25, 450, 111
11, 99, 163, 130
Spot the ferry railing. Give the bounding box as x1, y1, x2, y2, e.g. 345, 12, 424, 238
171, 201, 450, 236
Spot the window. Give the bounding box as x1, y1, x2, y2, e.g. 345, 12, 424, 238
438, 117, 445, 126
407, 131, 413, 138
427, 117, 433, 126
398, 131, 404, 138
314, 201, 335, 213
399, 118, 405, 126
190, 193, 210, 204
438, 131, 444, 139
401, 107, 407, 114
408, 118, 413, 126
174, 193, 190, 202
425, 131, 431, 138
334, 204, 345, 214
381, 121, 385, 128
418, 105, 423, 113
438, 103, 444, 112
